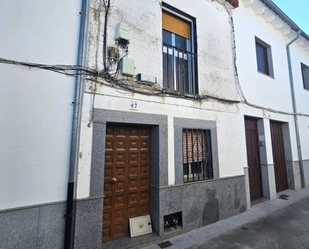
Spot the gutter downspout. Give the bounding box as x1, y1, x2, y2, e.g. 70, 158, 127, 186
64, 0, 90, 248
286, 30, 305, 188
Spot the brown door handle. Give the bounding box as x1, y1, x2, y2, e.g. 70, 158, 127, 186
111, 177, 117, 183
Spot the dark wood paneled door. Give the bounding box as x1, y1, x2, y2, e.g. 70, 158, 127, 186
245, 118, 263, 201
102, 125, 151, 243
270, 121, 288, 192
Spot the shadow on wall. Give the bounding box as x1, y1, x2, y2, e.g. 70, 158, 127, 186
202, 189, 219, 226
202, 184, 246, 226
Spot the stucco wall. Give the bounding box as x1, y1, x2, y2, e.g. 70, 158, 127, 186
77, 0, 245, 199
234, 0, 309, 164
0, 0, 82, 210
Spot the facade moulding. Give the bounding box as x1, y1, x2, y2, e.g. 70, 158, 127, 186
242, 0, 309, 49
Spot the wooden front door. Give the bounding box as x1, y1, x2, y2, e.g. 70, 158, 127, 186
102, 125, 151, 242
270, 121, 288, 192
245, 118, 263, 201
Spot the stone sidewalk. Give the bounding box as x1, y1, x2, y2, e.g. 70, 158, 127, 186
141, 187, 309, 249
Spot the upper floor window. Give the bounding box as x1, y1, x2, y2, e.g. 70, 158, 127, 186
162, 5, 198, 94
301, 63, 309, 90
255, 37, 274, 77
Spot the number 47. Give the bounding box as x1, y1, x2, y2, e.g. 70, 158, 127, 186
130, 101, 138, 110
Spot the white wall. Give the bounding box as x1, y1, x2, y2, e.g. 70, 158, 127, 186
289, 43, 309, 160
77, 0, 244, 198
234, 0, 309, 164
291, 43, 309, 115
0, 0, 82, 209
233, 0, 294, 113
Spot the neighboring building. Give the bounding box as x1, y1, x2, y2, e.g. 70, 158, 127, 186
0, 0, 84, 248
233, 0, 309, 206
2, 0, 309, 248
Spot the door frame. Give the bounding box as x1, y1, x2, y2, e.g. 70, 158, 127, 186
89, 109, 169, 243
270, 120, 294, 192
102, 124, 152, 242
245, 117, 263, 201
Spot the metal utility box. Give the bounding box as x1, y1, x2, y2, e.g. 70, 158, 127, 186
121, 57, 135, 77
137, 73, 156, 85
116, 22, 130, 43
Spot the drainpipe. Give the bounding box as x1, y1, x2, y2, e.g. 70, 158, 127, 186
64, 0, 90, 248
286, 30, 305, 188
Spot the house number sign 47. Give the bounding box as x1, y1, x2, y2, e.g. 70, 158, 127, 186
129, 101, 138, 110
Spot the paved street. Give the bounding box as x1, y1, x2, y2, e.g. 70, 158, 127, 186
143, 188, 309, 249
190, 194, 309, 249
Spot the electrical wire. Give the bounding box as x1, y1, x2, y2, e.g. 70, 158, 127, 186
0, 57, 97, 76
102, 0, 110, 71
215, 0, 309, 117
2, 1, 309, 118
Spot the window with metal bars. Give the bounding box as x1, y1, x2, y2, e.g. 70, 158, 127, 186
162, 5, 198, 94
183, 129, 213, 183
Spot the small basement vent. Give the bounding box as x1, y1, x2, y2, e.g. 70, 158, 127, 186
164, 212, 182, 232
279, 194, 289, 200
158, 241, 173, 248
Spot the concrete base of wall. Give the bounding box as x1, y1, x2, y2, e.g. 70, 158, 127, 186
261, 164, 277, 200
0, 202, 66, 249
74, 197, 104, 249
286, 160, 302, 190
303, 160, 309, 187
0, 175, 247, 249
98, 175, 246, 249
243, 167, 251, 210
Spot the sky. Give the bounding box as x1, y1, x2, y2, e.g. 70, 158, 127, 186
270, 0, 309, 35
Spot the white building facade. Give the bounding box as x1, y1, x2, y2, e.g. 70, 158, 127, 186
75, 0, 247, 248
2, 0, 309, 248
233, 0, 309, 205
0, 0, 85, 248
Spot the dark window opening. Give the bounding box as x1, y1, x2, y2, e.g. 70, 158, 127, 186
162, 8, 198, 94
301, 63, 309, 90
183, 129, 213, 182
255, 37, 273, 77
256, 43, 269, 75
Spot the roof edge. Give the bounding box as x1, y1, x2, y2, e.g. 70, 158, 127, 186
260, 0, 309, 42
225, 0, 239, 8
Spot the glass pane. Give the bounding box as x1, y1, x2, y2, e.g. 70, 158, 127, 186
175, 34, 187, 50
163, 30, 172, 46
163, 46, 174, 90
256, 43, 269, 75
302, 64, 309, 90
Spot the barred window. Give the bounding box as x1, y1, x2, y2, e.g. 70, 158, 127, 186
183, 129, 213, 183
162, 6, 198, 94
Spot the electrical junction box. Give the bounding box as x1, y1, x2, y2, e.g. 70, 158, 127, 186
121, 57, 135, 77
137, 73, 156, 85
116, 22, 130, 43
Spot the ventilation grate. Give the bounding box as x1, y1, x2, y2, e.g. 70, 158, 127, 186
279, 194, 289, 200
158, 241, 173, 248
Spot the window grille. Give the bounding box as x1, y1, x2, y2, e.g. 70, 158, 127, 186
162, 9, 198, 94
183, 129, 213, 182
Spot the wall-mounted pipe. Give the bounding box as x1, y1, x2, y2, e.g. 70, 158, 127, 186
64, 0, 90, 248
286, 30, 305, 188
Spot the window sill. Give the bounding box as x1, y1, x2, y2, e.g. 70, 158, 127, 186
257, 71, 275, 79
162, 87, 199, 96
